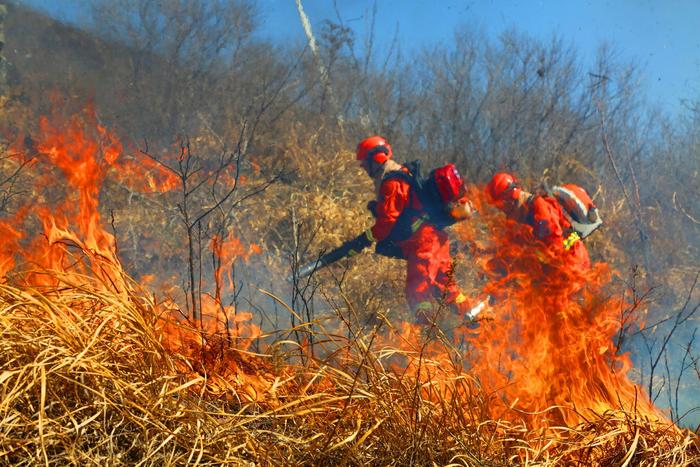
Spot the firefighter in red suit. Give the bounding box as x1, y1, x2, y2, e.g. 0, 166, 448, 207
356, 136, 471, 324
485, 172, 600, 270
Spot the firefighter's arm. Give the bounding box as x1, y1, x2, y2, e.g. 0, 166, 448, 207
366, 179, 409, 243
531, 197, 564, 242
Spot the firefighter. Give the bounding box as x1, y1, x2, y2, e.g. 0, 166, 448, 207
356, 135, 472, 324
485, 172, 599, 270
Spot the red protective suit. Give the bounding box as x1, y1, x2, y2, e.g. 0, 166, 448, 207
368, 162, 464, 319
525, 195, 590, 270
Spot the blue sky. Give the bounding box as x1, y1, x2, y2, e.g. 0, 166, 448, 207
15, 0, 700, 117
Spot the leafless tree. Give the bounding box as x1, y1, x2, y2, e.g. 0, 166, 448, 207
138, 133, 278, 326
89, 0, 257, 140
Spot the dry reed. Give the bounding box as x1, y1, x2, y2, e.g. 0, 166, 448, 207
1, 273, 698, 465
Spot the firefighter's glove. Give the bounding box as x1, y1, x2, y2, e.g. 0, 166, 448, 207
350, 229, 374, 256
355, 229, 375, 250
366, 200, 378, 218
362, 229, 376, 245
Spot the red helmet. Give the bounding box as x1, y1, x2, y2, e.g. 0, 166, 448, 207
486, 172, 521, 204
356, 136, 393, 164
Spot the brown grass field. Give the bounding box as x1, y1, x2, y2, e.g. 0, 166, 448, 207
1, 266, 699, 465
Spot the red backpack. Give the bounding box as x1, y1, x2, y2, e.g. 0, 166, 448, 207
386, 160, 470, 230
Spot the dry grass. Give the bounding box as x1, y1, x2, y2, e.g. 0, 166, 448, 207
1, 108, 697, 463
1, 273, 698, 465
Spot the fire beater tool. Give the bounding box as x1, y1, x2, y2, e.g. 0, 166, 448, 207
288, 232, 371, 281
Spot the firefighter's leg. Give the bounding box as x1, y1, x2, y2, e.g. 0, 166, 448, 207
429, 232, 473, 314
404, 253, 437, 325
402, 226, 444, 325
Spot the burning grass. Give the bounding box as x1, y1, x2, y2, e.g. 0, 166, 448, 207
1, 102, 698, 465
1, 276, 699, 465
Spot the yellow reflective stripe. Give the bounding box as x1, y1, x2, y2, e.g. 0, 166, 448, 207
454, 293, 467, 304
364, 229, 376, 242
563, 231, 581, 251
416, 301, 433, 311
347, 249, 359, 257
411, 216, 426, 233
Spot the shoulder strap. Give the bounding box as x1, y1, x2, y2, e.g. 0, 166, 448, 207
378, 161, 425, 241
382, 160, 419, 183
382, 160, 424, 206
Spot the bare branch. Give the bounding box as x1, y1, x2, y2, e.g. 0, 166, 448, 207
672, 191, 700, 225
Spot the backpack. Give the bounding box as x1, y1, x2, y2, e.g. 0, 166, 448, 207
549, 184, 603, 239
385, 160, 469, 232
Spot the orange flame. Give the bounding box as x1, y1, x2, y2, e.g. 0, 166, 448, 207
0, 108, 124, 286
156, 295, 270, 401
452, 185, 664, 427
211, 232, 261, 295
0, 207, 28, 278
0, 103, 273, 402
113, 152, 180, 193
2, 103, 669, 428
